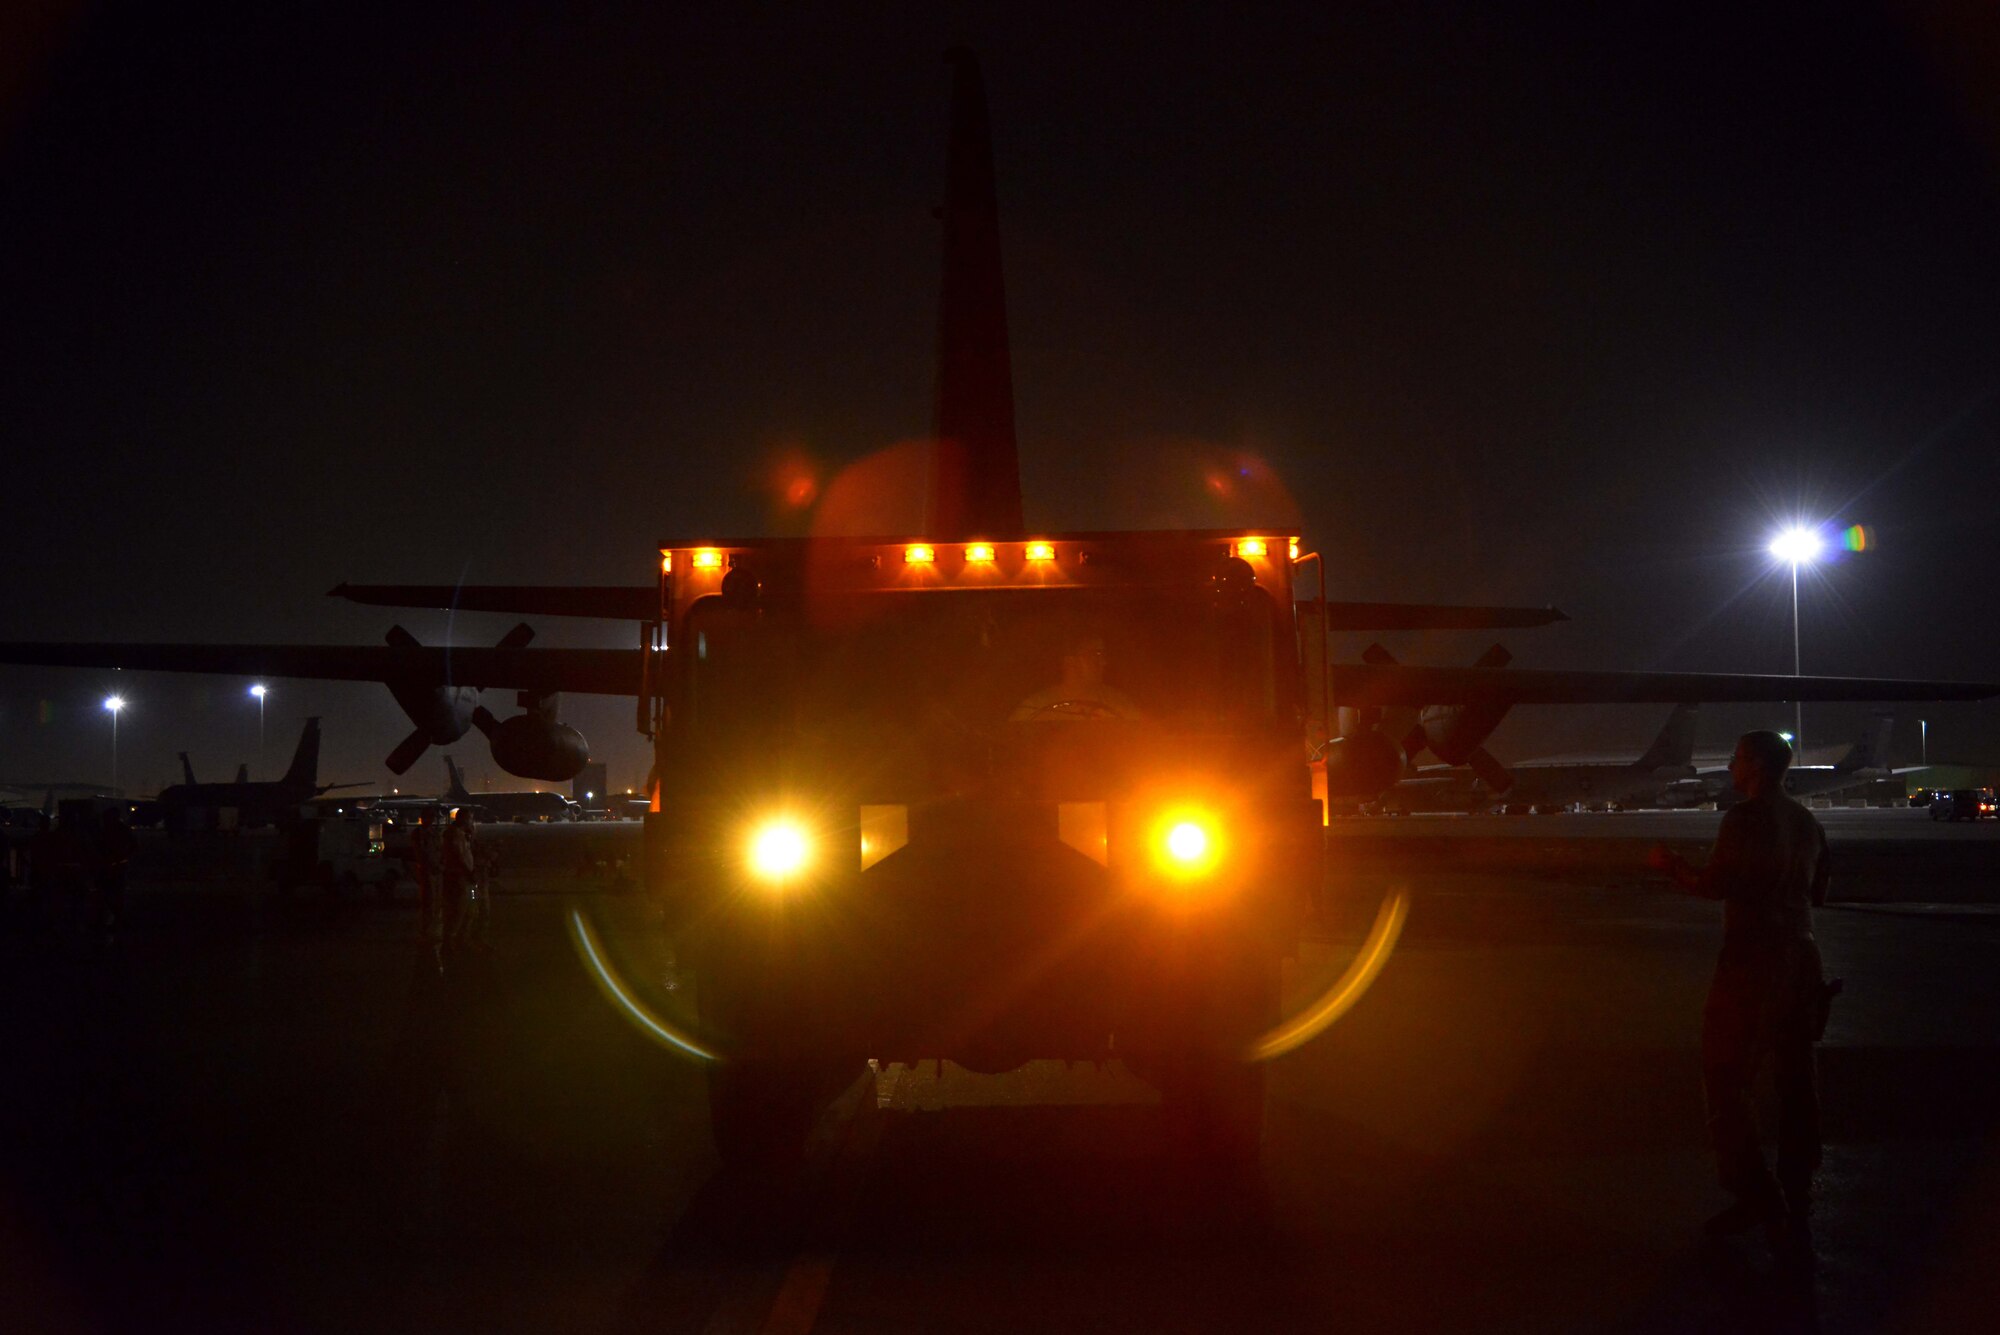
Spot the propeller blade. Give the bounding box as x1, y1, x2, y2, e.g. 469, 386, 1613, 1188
1468, 747, 1514, 794
471, 705, 501, 739
495, 622, 536, 652
384, 727, 431, 775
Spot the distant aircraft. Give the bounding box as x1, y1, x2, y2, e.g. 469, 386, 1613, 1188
440, 756, 577, 823
153, 717, 363, 829
1382, 704, 1702, 813
178, 753, 250, 786
0, 54, 1993, 799
1672, 714, 1909, 807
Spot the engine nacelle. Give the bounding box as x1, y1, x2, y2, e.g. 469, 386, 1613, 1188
1322, 731, 1407, 799
1418, 702, 1511, 766
480, 711, 590, 783
388, 679, 477, 746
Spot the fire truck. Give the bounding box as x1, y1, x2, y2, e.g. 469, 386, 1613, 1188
642, 531, 1324, 1166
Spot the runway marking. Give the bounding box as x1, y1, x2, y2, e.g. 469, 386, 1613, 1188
756, 1071, 884, 1335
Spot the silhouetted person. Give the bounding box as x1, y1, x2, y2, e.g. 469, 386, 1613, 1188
1009, 632, 1141, 721
1648, 730, 1834, 1256
410, 807, 441, 945
465, 819, 495, 953
440, 808, 476, 960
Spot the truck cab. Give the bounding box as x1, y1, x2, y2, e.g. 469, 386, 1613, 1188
643, 532, 1322, 1165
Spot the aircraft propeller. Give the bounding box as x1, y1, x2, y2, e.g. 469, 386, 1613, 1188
380, 622, 534, 775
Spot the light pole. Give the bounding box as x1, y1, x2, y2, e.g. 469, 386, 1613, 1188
1768, 526, 1824, 760
103, 695, 125, 794
250, 684, 268, 773
1921, 718, 1928, 767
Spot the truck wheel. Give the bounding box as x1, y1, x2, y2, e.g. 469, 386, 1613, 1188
705, 1061, 817, 1173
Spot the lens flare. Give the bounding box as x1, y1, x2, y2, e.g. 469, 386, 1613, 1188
1768, 527, 1823, 564
568, 908, 716, 1062
747, 818, 812, 882
1842, 524, 1873, 553
1165, 821, 1209, 863
1244, 887, 1409, 1062
1151, 808, 1223, 879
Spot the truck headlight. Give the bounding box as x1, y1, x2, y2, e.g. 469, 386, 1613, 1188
1150, 806, 1224, 880
746, 816, 813, 885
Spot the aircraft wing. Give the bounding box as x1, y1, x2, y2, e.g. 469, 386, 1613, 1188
328, 586, 1574, 633
1330, 665, 2000, 707
1298, 599, 1569, 631
0, 643, 640, 695
330, 584, 657, 620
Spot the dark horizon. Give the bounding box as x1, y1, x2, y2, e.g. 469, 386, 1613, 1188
3, 3, 1997, 792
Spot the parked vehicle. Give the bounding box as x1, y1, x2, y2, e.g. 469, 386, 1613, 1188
1929, 789, 1996, 822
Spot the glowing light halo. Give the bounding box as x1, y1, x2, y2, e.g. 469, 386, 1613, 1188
1148, 806, 1224, 880
1767, 526, 1824, 565
1243, 886, 1409, 1063
1165, 821, 1209, 863
567, 908, 717, 1062
747, 817, 812, 882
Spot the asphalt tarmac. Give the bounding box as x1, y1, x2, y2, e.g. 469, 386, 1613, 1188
1, 816, 1996, 1333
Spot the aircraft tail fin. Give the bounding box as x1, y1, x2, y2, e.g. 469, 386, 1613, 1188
443, 756, 471, 802
1835, 713, 1895, 773
179, 752, 196, 785
1635, 703, 1700, 770
280, 718, 322, 788
928, 48, 1023, 541
234, 763, 249, 784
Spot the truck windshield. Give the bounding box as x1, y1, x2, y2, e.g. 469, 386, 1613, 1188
683, 585, 1286, 749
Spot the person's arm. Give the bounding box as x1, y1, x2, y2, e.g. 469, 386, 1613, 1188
1647, 808, 1748, 900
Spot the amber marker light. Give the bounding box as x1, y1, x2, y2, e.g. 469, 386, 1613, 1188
904, 543, 935, 565
1235, 538, 1267, 559
660, 552, 673, 573
1288, 539, 1300, 561
1150, 807, 1224, 880
1025, 541, 1056, 562
964, 543, 996, 563
746, 816, 813, 885
691, 548, 723, 571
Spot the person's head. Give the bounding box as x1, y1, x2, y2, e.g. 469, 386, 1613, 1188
1729, 729, 1794, 796
453, 807, 472, 827
1059, 633, 1108, 688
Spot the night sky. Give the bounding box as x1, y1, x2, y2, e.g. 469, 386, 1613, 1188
3, 2, 1997, 795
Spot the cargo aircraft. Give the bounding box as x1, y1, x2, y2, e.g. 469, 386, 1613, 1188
0, 51, 1992, 806
152, 717, 364, 828
1674, 713, 1914, 806
1380, 703, 1701, 814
